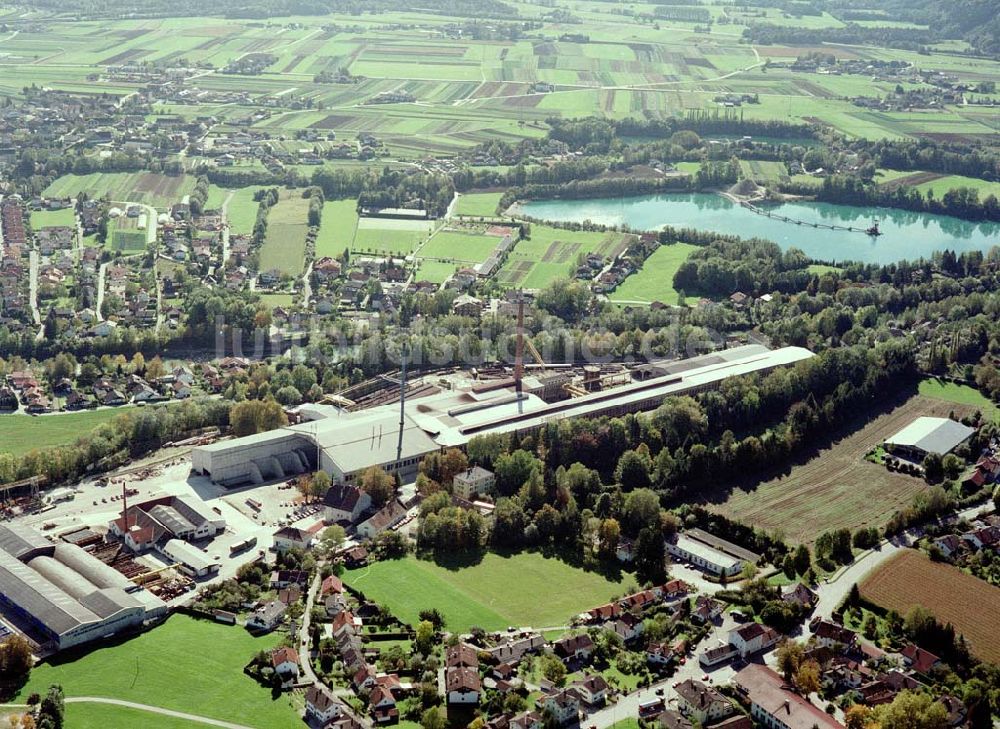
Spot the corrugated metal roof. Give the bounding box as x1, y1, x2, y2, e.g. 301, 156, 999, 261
0, 550, 101, 637
885, 416, 975, 456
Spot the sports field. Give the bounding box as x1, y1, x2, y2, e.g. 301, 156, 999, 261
414, 259, 459, 284
860, 550, 1000, 663
259, 191, 310, 276
343, 553, 637, 632
456, 192, 503, 217
315, 199, 359, 258
608, 243, 699, 304
419, 228, 500, 263
353, 217, 436, 256
0, 410, 130, 457
710, 393, 976, 544
13, 615, 299, 729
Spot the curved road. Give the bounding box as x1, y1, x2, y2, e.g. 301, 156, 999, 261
2, 697, 255, 729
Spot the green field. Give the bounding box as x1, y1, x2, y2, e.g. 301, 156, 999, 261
315, 199, 360, 258
259, 191, 310, 276
66, 703, 209, 729
260, 293, 294, 309
43, 172, 195, 209
499, 226, 630, 290
807, 264, 843, 275
0, 410, 131, 457
914, 174, 1000, 200
109, 215, 147, 251
343, 552, 637, 632
918, 378, 999, 421
608, 243, 699, 304
419, 228, 500, 263
30, 208, 76, 228
225, 187, 265, 235
456, 192, 503, 217
13, 615, 299, 729
414, 259, 459, 284
353, 217, 437, 256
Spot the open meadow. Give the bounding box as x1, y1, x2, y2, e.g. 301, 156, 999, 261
860, 550, 1000, 664
0, 410, 131, 457
456, 192, 504, 218
259, 190, 310, 276
708, 391, 977, 545
43, 172, 195, 209
352, 217, 437, 257
13, 615, 299, 729
608, 242, 699, 304
343, 552, 637, 632
315, 199, 360, 258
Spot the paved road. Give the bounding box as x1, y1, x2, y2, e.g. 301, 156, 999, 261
95, 261, 108, 321
1, 697, 255, 729
28, 248, 40, 325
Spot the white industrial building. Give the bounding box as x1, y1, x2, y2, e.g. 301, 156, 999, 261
884, 416, 976, 460
159, 539, 220, 579
667, 528, 761, 577
193, 345, 814, 487
0, 525, 165, 651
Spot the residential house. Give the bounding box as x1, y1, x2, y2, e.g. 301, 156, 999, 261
536, 688, 579, 726
570, 674, 608, 706
675, 679, 733, 724
446, 667, 481, 705
900, 644, 941, 675
486, 633, 545, 664
271, 647, 300, 686
782, 583, 818, 609
553, 633, 594, 663
369, 685, 398, 724
305, 684, 342, 724
356, 500, 408, 540
447, 643, 479, 668
324, 484, 372, 524
272, 525, 313, 552
729, 623, 781, 658
246, 600, 286, 632
811, 620, 857, 653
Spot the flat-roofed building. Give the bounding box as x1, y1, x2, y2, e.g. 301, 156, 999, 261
193, 346, 814, 486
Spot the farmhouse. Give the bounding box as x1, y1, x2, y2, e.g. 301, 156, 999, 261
192, 345, 814, 486
733, 664, 844, 729
667, 529, 760, 576
884, 417, 975, 460
0, 524, 164, 651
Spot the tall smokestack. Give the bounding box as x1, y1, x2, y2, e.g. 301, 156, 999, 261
121, 480, 128, 533
514, 292, 525, 393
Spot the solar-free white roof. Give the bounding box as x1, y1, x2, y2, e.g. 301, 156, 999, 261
885, 416, 975, 456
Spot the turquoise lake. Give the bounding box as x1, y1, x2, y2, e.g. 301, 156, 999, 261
516, 194, 1000, 265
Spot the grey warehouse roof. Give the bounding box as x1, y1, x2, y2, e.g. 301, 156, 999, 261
885, 416, 975, 456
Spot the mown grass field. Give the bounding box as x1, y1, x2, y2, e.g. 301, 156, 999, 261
66, 704, 209, 729
353, 217, 436, 256
0, 410, 129, 457
14, 615, 299, 729
43, 172, 195, 209
917, 378, 998, 421
860, 550, 1000, 663
315, 199, 359, 258
419, 228, 500, 263
710, 393, 975, 544
30, 208, 76, 228
343, 553, 637, 632
225, 187, 265, 235
456, 192, 503, 217
608, 243, 698, 304
414, 259, 459, 284
259, 191, 310, 276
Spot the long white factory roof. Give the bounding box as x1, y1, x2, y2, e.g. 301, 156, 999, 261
265, 345, 815, 471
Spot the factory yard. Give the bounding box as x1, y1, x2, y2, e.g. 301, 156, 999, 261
343, 552, 639, 633
708, 391, 976, 544
11, 614, 300, 729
